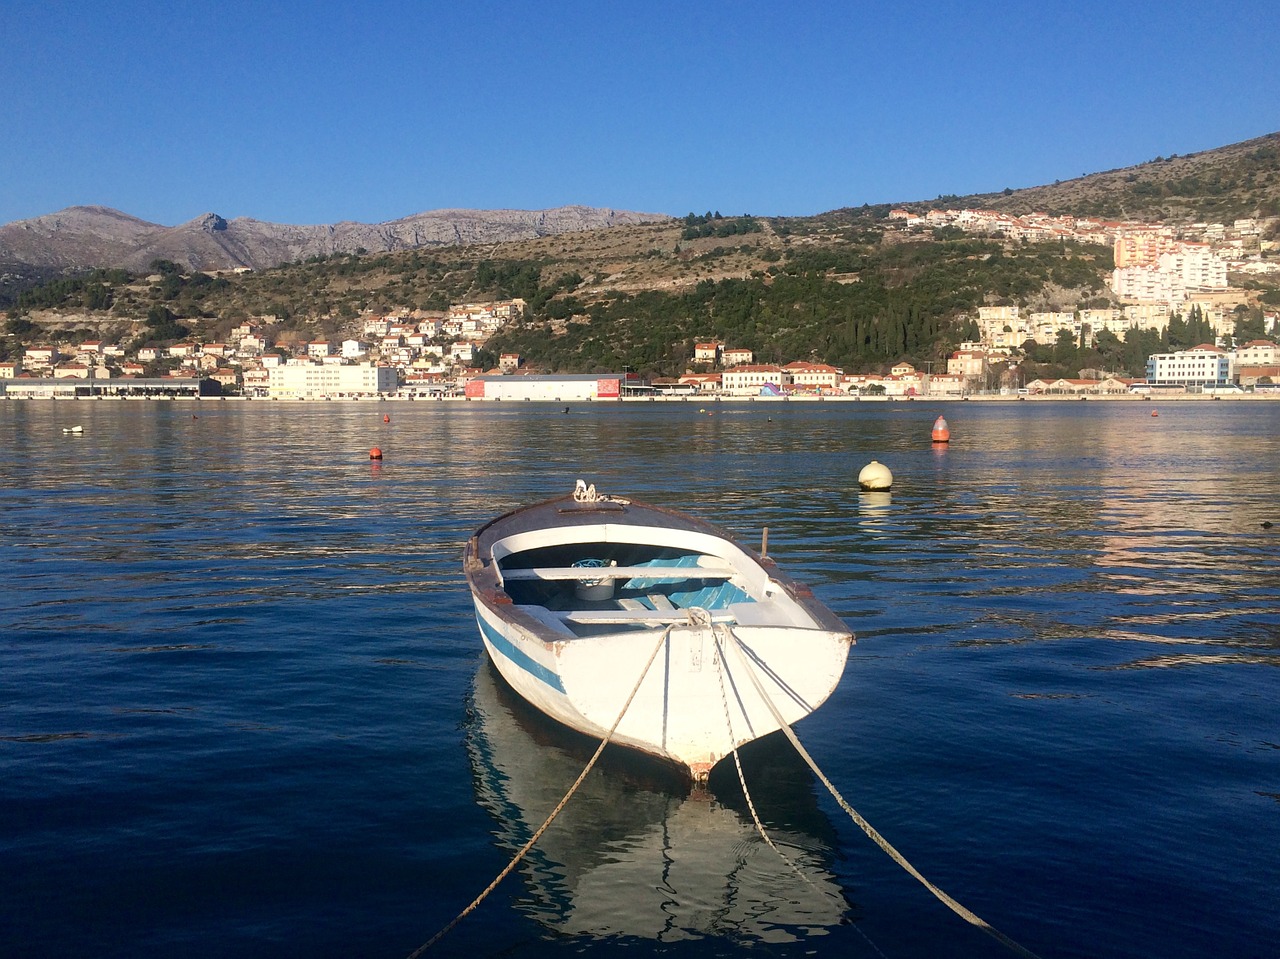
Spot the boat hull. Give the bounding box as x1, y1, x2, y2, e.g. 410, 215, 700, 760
465, 489, 853, 779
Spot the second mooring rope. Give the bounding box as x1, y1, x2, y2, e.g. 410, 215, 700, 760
713, 627, 888, 959
712, 627, 810, 881
725, 630, 1044, 959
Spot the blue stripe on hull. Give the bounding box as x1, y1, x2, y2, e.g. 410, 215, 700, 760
476, 611, 566, 693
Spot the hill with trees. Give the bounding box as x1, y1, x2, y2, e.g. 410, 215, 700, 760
4, 133, 1279, 382
911, 132, 1280, 223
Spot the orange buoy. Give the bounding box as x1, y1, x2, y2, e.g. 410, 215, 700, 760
1151, 410, 1159, 417
369, 446, 383, 460
383, 414, 390, 423
931, 415, 950, 443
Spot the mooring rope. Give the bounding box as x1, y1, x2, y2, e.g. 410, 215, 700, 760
724, 631, 1044, 959
712, 629, 803, 874
714, 627, 889, 959
409, 626, 670, 956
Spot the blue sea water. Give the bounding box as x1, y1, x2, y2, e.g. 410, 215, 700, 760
1, 398, 1278, 959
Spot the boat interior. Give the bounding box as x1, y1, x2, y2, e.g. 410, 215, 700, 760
498, 542, 760, 637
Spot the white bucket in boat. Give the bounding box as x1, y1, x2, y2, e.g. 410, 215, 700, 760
573, 558, 615, 601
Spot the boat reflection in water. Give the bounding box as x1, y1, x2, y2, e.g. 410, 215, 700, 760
467, 659, 853, 944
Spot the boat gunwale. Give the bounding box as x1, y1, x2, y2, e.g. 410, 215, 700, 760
464, 493, 850, 639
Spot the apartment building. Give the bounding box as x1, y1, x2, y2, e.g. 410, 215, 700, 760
1146, 345, 1232, 387
267, 362, 398, 399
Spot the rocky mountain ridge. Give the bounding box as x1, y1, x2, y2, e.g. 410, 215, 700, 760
0, 204, 673, 275
4, 129, 1277, 305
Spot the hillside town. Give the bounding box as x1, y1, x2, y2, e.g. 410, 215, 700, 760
889, 205, 1277, 331
3, 209, 1279, 401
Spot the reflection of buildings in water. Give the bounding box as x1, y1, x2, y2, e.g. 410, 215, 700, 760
467, 660, 851, 943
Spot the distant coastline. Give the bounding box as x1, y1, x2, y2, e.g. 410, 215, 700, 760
5, 392, 1277, 405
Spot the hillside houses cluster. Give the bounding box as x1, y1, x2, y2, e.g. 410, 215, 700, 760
3, 275, 1277, 400
966, 302, 1280, 352
891, 206, 1277, 348
889, 206, 1274, 269
675, 338, 1278, 397
889, 207, 1118, 244
664, 351, 967, 397
0, 299, 528, 398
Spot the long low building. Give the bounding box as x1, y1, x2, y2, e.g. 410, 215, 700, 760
463, 373, 623, 401
1, 377, 219, 399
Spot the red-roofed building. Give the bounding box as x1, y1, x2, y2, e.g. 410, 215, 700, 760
677, 373, 721, 393
694, 341, 722, 365
784, 361, 843, 391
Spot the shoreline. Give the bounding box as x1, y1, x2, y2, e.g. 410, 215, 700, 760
4, 392, 1277, 405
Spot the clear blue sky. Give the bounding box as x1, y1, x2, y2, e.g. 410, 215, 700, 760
2, 0, 1277, 227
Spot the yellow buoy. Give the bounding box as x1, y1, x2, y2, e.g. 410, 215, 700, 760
858, 460, 893, 491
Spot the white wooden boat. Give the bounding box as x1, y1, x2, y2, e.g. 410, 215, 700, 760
463, 481, 853, 781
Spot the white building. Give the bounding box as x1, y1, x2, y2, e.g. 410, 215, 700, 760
1123, 304, 1173, 333
720, 365, 792, 395
1028, 312, 1078, 343
267, 362, 398, 399
1159, 243, 1227, 291
1232, 339, 1279, 367
977, 306, 1029, 349
677, 374, 721, 393
880, 372, 926, 396
694, 341, 722, 365
948, 349, 990, 378
927, 373, 966, 396
1146, 345, 1232, 388
24, 347, 60, 368
243, 368, 270, 396
784, 362, 842, 391
1081, 308, 1137, 338
1111, 266, 1184, 303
